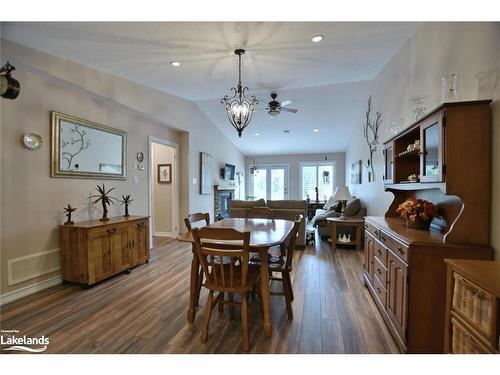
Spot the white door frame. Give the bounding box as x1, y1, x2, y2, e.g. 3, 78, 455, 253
148, 136, 180, 247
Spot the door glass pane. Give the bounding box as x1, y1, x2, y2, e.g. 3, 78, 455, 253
318, 165, 334, 200
424, 124, 440, 176
270, 168, 285, 200
302, 166, 317, 200
385, 146, 393, 180
252, 169, 267, 200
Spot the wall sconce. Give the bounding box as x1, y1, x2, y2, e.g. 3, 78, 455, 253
1, 62, 21, 100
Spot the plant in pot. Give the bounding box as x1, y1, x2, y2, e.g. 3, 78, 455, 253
396, 197, 439, 230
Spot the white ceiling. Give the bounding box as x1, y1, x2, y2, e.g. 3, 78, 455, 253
2, 22, 420, 155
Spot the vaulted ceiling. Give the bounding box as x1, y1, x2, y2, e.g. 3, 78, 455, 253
2, 22, 420, 155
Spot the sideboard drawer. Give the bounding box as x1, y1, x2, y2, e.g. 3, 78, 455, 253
373, 274, 387, 307
452, 272, 495, 341
365, 222, 379, 239
379, 230, 408, 263
374, 256, 388, 286
374, 240, 388, 267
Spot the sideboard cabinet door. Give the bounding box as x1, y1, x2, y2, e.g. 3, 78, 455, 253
364, 232, 375, 283
387, 251, 408, 341
130, 219, 150, 265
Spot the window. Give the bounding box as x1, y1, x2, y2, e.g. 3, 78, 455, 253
301, 163, 336, 201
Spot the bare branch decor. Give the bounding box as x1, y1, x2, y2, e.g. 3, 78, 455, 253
363, 96, 382, 182
61, 125, 91, 169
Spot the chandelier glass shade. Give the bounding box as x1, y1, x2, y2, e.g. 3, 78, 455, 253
221, 49, 258, 138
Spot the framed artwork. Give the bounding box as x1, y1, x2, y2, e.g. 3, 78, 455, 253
200, 152, 212, 195
158, 164, 172, 184
351, 160, 362, 184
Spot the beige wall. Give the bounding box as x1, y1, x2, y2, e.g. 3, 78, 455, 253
245, 153, 346, 200
152, 143, 175, 235
344, 22, 500, 257
0, 38, 245, 297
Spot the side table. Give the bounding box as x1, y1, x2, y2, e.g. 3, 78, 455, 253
327, 217, 365, 251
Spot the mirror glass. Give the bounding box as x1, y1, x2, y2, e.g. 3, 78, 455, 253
51, 112, 127, 180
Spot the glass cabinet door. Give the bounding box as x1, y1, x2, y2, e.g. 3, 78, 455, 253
384, 143, 394, 183
420, 115, 444, 182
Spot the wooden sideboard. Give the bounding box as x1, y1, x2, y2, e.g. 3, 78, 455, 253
60, 215, 150, 286
364, 100, 494, 353
444, 259, 500, 354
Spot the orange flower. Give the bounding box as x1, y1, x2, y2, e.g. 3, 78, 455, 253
396, 198, 438, 223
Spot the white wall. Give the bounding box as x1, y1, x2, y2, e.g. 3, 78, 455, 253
0, 39, 245, 297
152, 143, 175, 235
245, 153, 345, 200
344, 22, 500, 257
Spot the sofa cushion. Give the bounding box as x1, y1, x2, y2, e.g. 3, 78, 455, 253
344, 198, 361, 216
228, 199, 266, 208
267, 200, 306, 210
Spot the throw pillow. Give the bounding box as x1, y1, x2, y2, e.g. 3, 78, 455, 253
344, 198, 361, 216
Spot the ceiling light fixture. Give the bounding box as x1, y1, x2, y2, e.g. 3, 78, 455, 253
283, 130, 290, 134
170, 61, 181, 67
221, 49, 258, 138
313, 128, 320, 132
312, 35, 323, 43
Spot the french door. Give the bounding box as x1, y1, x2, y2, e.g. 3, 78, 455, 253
252, 165, 289, 201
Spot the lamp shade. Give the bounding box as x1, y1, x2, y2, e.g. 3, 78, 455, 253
333, 186, 352, 201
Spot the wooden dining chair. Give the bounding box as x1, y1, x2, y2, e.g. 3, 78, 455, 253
184, 212, 210, 231
250, 214, 303, 320
245, 206, 275, 219
192, 227, 261, 352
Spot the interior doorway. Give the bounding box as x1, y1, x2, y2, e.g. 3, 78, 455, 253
149, 136, 179, 247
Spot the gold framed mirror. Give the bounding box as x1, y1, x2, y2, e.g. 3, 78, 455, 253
51, 111, 127, 180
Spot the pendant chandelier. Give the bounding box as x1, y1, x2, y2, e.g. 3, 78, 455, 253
221, 49, 258, 138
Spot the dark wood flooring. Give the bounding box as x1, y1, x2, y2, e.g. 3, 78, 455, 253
0, 234, 398, 354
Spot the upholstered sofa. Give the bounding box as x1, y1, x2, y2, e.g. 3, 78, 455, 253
310, 198, 367, 239
228, 199, 307, 247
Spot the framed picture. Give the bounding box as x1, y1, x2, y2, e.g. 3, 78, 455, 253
200, 152, 212, 195
158, 164, 172, 184
351, 160, 362, 184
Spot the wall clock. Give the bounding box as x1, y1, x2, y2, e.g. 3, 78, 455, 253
136, 152, 144, 162
0, 62, 20, 100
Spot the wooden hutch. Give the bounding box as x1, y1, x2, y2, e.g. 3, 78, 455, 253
363, 100, 493, 353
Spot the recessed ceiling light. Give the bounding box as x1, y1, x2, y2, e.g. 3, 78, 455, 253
254, 133, 260, 136
170, 61, 181, 67
313, 128, 320, 132
312, 35, 323, 43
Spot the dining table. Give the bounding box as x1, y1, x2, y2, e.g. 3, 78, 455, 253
177, 217, 294, 338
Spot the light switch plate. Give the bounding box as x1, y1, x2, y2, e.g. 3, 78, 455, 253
192, 177, 197, 185
133, 175, 139, 184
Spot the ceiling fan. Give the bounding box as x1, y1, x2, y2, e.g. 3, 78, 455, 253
261, 93, 299, 117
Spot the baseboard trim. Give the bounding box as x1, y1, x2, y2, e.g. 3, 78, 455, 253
0, 275, 63, 306
154, 231, 172, 237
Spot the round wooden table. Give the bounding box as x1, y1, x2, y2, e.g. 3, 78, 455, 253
178, 218, 294, 338
327, 217, 365, 251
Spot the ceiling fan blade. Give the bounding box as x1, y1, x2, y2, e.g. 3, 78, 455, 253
281, 107, 298, 113
255, 107, 270, 111
280, 100, 293, 107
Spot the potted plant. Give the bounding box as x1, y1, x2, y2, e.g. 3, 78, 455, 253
396, 197, 439, 230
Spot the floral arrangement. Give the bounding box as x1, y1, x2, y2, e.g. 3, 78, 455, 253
396, 197, 439, 229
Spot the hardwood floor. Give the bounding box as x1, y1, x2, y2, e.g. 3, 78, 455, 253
0, 234, 398, 354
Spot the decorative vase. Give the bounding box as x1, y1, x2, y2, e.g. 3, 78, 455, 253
406, 217, 432, 230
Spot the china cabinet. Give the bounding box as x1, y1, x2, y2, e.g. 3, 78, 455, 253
364, 100, 493, 353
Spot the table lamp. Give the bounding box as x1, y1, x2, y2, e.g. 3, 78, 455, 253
333, 185, 352, 220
